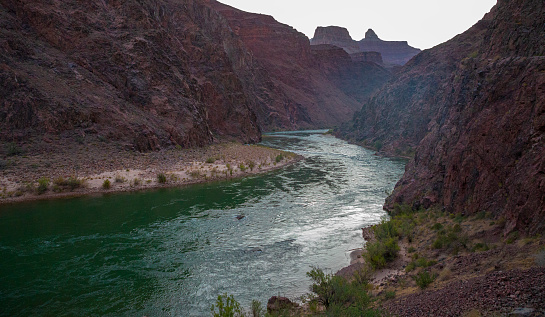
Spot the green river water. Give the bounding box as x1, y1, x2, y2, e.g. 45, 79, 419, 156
0, 130, 406, 316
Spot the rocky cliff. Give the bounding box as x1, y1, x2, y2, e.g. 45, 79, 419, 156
311, 26, 420, 66
340, 0, 545, 234
206, 1, 391, 130
0, 0, 265, 151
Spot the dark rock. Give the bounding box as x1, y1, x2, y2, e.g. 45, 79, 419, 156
266, 296, 298, 313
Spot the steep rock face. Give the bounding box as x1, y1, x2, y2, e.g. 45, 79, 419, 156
311, 26, 420, 66
358, 29, 421, 66
0, 0, 261, 151
311, 45, 391, 103
207, 1, 390, 130
341, 0, 545, 233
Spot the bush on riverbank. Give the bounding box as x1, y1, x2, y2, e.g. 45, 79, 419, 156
306, 267, 382, 316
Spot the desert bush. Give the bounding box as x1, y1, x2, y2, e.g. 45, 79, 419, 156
133, 178, 141, 186
53, 177, 84, 191
275, 154, 284, 163
157, 173, 167, 183
210, 294, 244, 317
115, 175, 126, 183
189, 170, 202, 179
102, 179, 111, 189
364, 237, 399, 269
36, 177, 50, 195
413, 271, 436, 289
238, 163, 247, 172
307, 267, 379, 316
250, 300, 265, 317
206, 157, 217, 164
248, 161, 255, 171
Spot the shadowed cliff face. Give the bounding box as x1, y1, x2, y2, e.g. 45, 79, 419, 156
207, 1, 391, 131
0, 0, 261, 151
340, 0, 545, 234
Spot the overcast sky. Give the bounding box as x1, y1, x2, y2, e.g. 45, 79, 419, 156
218, 0, 497, 49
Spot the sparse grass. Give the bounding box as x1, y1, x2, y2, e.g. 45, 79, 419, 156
206, 157, 216, 164
132, 178, 141, 186
115, 175, 126, 183
190, 170, 202, 178
157, 173, 167, 184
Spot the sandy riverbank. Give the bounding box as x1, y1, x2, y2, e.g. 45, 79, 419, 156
0, 142, 302, 204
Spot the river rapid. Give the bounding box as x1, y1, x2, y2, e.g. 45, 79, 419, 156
0, 130, 405, 316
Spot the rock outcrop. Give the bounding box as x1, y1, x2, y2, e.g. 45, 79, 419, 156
207, 1, 391, 130
311, 26, 420, 66
0, 0, 261, 151
310, 26, 360, 54
340, 0, 545, 234
358, 29, 421, 66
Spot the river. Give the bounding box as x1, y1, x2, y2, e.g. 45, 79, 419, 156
0, 130, 405, 316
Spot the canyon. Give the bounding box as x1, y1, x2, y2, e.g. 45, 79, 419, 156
0, 0, 390, 155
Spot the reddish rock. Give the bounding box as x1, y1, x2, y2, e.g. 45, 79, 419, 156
0, 0, 260, 151
340, 0, 545, 234
208, 1, 390, 130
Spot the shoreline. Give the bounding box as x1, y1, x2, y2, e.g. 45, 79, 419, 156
0, 142, 303, 205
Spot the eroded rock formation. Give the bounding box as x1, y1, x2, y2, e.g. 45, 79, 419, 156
340, 0, 545, 234
311, 26, 420, 66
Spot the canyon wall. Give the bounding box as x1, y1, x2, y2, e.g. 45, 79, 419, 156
207, 1, 391, 130
0, 0, 262, 151
340, 0, 545, 233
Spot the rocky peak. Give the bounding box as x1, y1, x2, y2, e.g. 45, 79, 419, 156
365, 28, 379, 40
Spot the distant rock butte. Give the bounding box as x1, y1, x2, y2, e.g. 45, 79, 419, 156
311, 26, 421, 66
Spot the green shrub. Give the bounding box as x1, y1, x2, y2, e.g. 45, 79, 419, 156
210, 294, 244, 317
307, 267, 375, 315
37, 177, 50, 194
431, 223, 443, 231
206, 157, 216, 164
248, 161, 255, 171
364, 237, 400, 269
250, 300, 265, 317
54, 177, 84, 191
102, 179, 111, 189
275, 154, 284, 163
133, 178, 141, 186
157, 173, 167, 183
413, 271, 436, 289
408, 247, 416, 253
238, 163, 247, 172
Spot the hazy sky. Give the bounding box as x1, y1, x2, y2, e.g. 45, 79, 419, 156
219, 0, 497, 49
